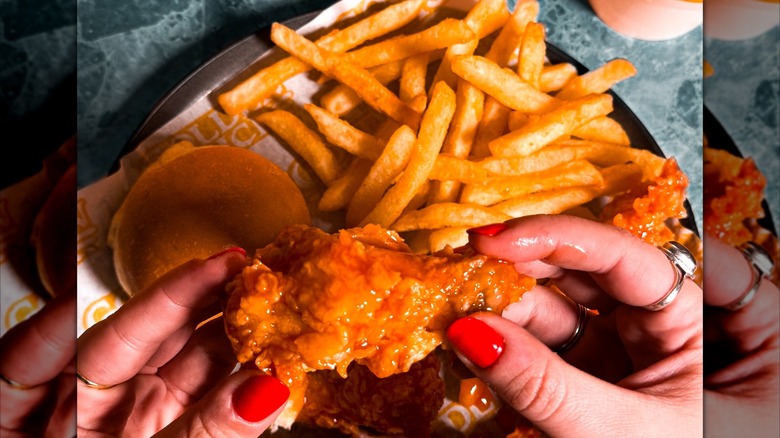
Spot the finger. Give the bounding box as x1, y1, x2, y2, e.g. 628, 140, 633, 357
0, 292, 76, 387
702, 234, 757, 307
154, 371, 288, 438
446, 314, 702, 437
501, 285, 583, 348
0, 381, 57, 435
469, 215, 679, 308
77, 248, 246, 387
157, 317, 238, 407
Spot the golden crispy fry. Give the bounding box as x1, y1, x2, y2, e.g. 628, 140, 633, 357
360, 81, 456, 228
572, 115, 630, 146
320, 61, 404, 115
429, 154, 492, 184
347, 125, 416, 227
218, 0, 425, 115
405, 180, 432, 213
488, 93, 613, 157
461, 159, 603, 205
480, 143, 587, 175
539, 63, 578, 93
318, 158, 373, 212
554, 139, 665, 180
429, 227, 471, 252
485, 0, 540, 67
343, 18, 475, 69
517, 22, 545, 89
255, 110, 342, 184
433, 0, 510, 88
304, 104, 385, 160
507, 111, 530, 131
452, 55, 559, 114
597, 162, 644, 196
392, 203, 511, 232
491, 187, 597, 217
271, 23, 421, 129
555, 58, 637, 100
400, 52, 431, 104
471, 98, 511, 158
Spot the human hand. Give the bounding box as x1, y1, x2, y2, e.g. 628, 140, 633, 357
702, 234, 779, 438
0, 290, 77, 437
447, 215, 703, 437
76, 248, 290, 437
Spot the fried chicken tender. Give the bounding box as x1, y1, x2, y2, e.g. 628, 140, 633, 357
223, 224, 535, 428
298, 353, 445, 437
601, 158, 689, 247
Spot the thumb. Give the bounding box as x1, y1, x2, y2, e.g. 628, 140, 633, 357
155, 371, 289, 437
446, 314, 662, 437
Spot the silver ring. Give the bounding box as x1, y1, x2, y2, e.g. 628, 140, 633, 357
557, 303, 590, 353
0, 371, 37, 390
643, 241, 697, 311
76, 370, 115, 390
722, 241, 775, 311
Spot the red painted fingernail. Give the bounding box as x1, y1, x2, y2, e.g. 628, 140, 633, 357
232, 375, 289, 422
467, 223, 507, 237
207, 247, 247, 260
447, 317, 505, 368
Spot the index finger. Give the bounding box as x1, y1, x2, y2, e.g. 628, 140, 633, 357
468, 215, 678, 308
76, 249, 246, 387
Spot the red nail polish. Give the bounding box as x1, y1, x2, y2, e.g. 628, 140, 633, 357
233, 375, 289, 422
207, 247, 247, 260
467, 223, 507, 237
447, 317, 505, 368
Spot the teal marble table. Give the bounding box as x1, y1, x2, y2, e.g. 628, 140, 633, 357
76, 0, 704, 231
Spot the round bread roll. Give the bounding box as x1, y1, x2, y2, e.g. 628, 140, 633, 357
109, 145, 311, 296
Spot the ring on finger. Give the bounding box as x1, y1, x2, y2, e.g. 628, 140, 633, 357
76, 370, 115, 390
643, 241, 697, 311
0, 371, 38, 390
722, 241, 775, 312
557, 302, 590, 354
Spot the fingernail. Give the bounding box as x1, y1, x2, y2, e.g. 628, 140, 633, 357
207, 247, 247, 260
447, 317, 505, 368
467, 223, 507, 237
233, 375, 289, 423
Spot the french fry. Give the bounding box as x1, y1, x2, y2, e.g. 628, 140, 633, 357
255, 110, 342, 184
318, 159, 374, 212
433, 0, 511, 88
320, 61, 405, 115
597, 162, 644, 196
460, 159, 603, 205
507, 111, 531, 131
554, 139, 665, 180
491, 187, 597, 217
360, 81, 456, 228
405, 180, 432, 213
517, 22, 545, 89
343, 19, 475, 69
572, 115, 630, 145
304, 104, 385, 160
555, 58, 637, 100
488, 93, 613, 157
480, 143, 589, 175
471, 98, 510, 158
271, 23, 422, 129
539, 63, 578, 93
218, 0, 425, 115
452, 55, 559, 114
400, 52, 430, 104
392, 203, 511, 232
347, 125, 416, 227
485, 0, 540, 67
429, 154, 493, 183
429, 227, 471, 252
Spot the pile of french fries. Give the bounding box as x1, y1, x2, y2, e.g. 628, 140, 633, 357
218, 0, 674, 253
